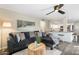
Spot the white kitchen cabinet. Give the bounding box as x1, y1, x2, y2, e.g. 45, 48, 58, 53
49, 32, 74, 43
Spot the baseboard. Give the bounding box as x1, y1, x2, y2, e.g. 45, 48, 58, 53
0, 47, 7, 51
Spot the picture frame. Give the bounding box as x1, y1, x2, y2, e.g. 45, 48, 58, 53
17, 20, 35, 28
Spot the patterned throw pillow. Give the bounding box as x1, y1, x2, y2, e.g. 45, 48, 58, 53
19, 32, 25, 41
38, 32, 42, 37
29, 32, 35, 38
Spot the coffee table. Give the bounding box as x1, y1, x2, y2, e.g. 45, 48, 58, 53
28, 43, 46, 55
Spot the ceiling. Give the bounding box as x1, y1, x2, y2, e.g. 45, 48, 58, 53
0, 4, 79, 22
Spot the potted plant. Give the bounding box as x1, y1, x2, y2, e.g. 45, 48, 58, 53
36, 35, 41, 44
34, 31, 41, 47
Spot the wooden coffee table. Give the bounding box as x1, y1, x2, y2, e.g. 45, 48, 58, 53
28, 43, 46, 55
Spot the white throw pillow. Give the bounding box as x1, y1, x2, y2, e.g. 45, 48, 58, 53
16, 33, 21, 42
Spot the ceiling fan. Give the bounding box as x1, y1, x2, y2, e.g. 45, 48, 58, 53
46, 4, 65, 15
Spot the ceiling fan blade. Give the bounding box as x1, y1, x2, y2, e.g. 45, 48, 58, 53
58, 4, 64, 9
58, 10, 65, 14
46, 11, 54, 15
54, 5, 59, 10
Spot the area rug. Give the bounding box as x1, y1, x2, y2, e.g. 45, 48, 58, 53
12, 48, 62, 55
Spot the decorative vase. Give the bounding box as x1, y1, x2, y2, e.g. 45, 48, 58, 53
34, 41, 40, 48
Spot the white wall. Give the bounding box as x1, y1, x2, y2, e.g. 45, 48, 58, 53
0, 28, 1, 50
0, 8, 41, 49
74, 22, 79, 33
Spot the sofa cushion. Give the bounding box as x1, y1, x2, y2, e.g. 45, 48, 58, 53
24, 32, 30, 40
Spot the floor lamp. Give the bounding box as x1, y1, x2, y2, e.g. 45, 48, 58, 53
0, 22, 12, 52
